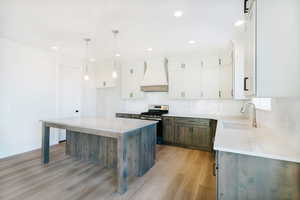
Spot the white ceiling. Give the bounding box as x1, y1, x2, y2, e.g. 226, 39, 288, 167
0, 0, 244, 60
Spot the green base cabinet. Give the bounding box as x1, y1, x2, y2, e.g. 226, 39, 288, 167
216, 151, 300, 200
162, 116, 213, 152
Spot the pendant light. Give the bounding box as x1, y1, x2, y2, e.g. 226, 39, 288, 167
83, 38, 91, 81
112, 30, 120, 79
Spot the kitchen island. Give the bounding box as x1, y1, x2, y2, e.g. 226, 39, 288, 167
40, 117, 157, 194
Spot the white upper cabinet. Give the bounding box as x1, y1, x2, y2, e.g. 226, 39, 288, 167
168, 53, 233, 100
96, 61, 117, 89
201, 53, 233, 99
243, 0, 257, 97
168, 62, 186, 99
201, 63, 220, 99
121, 62, 144, 100
168, 61, 202, 99
219, 53, 234, 99
185, 63, 203, 99
246, 0, 300, 97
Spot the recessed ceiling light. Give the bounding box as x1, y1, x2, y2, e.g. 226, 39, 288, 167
174, 10, 183, 18
234, 20, 245, 27
188, 40, 196, 44
115, 53, 121, 57
89, 58, 96, 62
51, 46, 59, 51
147, 48, 153, 52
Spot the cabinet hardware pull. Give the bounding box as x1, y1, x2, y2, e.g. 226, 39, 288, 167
244, 77, 249, 91
213, 163, 217, 176
181, 91, 185, 98
244, 0, 249, 14
219, 91, 222, 98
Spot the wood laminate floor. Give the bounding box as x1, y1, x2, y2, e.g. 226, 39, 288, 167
0, 143, 216, 200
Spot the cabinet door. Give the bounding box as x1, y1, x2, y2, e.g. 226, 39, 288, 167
185, 63, 203, 99
174, 123, 188, 145
244, 0, 256, 97
190, 126, 211, 150
220, 64, 233, 99
121, 64, 144, 99
217, 151, 300, 200
201, 65, 220, 99
168, 63, 186, 99
256, 0, 300, 97
96, 62, 117, 89
163, 121, 174, 143
121, 65, 132, 99
132, 65, 144, 99
174, 123, 211, 151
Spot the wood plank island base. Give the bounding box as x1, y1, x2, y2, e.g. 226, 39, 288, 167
41, 117, 157, 194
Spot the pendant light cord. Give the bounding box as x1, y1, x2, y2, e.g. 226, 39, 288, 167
84, 38, 91, 73
112, 30, 119, 68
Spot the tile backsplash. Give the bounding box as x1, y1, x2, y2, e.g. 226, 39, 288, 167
97, 90, 245, 118
256, 98, 300, 135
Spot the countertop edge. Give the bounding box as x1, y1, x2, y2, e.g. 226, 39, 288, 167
41, 118, 158, 136
159, 114, 300, 164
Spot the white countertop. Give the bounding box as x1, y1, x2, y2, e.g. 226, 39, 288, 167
163, 113, 300, 163
214, 118, 300, 163
42, 117, 158, 134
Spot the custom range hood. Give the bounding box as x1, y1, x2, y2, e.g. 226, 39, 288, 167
140, 58, 169, 92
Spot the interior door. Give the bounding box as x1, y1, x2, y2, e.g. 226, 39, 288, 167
58, 65, 82, 141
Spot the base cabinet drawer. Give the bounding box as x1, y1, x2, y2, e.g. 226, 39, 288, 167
175, 117, 210, 126
116, 113, 141, 119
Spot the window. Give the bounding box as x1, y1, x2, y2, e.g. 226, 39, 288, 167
252, 98, 272, 111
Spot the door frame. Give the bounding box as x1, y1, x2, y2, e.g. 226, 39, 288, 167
57, 64, 83, 142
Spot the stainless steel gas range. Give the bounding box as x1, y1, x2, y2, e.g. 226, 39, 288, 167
116, 105, 169, 144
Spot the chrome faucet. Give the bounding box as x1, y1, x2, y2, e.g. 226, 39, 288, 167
240, 102, 258, 128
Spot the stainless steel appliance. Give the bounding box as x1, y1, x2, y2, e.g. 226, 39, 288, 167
140, 105, 169, 144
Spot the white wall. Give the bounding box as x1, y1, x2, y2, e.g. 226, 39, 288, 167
0, 38, 59, 158
0, 38, 97, 159
256, 98, 300, 136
